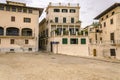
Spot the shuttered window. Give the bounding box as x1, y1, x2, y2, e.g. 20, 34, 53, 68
81, 38, 86, 44
62, 38, 68, 44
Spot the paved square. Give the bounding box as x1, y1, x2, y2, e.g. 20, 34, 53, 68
0, 52, 120, 80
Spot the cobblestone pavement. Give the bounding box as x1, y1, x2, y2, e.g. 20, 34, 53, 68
0, 52, 120, 80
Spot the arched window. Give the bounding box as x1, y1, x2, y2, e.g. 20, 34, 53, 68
0, 27, 4, 35
22, 28, 32, 36
6, 27, 19, 36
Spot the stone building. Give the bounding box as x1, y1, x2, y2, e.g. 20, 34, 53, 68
39, 3, 89, 57
89, 3, 120, 59
0, 1, 43, 52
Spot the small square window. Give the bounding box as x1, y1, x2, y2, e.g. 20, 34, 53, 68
25, 39, 29, 44
11, 16, 15, 22
106, 15, 108, 18
70, 9, 76, 13
54, 9, 60, 12
23, 8, 27, 13
10, 49, 14, 52
62, 9, 68, 13
112, 11, 115, 15
81, 38, 86, 44
28, 48, 32, 51
70, 38, 78, 44
24, 18, 31, 23
10, 39, 15, 44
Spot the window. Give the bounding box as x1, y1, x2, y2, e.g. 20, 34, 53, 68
70, 9, 76, 13
101, 18, 103, 21
71, 18, 74, 23
63, 17, 66, 23
23, 8, 27, 13
28, 9, 32, 13
104, 22, 106, 27
110, 49, 116, 56
76, 28, 79, 32
6, 6, 10, 11
62, 38, 68, 44
62, 9, 68, 13
6, 27, 19, 36
22, 28, 32, 36
11, 16, 15, 22
81, 38, 86, 44
0, 27, 4, 35
0, 39, 1, 44
12, 7, 16, 12
25, 39, 29, 44
55, 17, 58, 23
100, 24, 102, 28
70, 38, 78, 44
106, 15, 108, 18
0, 5, 4, 10
110, 19, 113, 24
89, 39, 92, 43
69, 28, 75, 35
24, 18, 31, 23
10, 39, 15, 44
56, 28, 62, 35
28, 48, 32, 51
18, 7, 22, 12
54, 9, 60, 12
112, 11, 115, 15
10, 49, 14, 52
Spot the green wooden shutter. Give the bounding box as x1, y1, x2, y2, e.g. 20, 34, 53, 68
81, 38, 86, 44
62, 38, 68, 44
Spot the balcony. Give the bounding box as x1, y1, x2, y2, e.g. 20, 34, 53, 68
0, 35, 34, 39
51, 30, 88, 37
90, 40, 120, 47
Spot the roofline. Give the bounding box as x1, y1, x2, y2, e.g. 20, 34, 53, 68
0, 3, 44, 17
39, 18, 46, 26
94, 3, 120, 19
0, 3, 43, 10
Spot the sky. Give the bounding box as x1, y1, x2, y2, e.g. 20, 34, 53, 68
0, 0, 120, 27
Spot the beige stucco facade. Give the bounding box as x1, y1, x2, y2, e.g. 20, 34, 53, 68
89, 3, 120, 59
0, 1, 43, 52
39, 3, 89, 57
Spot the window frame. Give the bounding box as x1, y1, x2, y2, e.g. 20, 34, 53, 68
81, 38, 86, 44
62, 9, 68, 13
25, 39, 29, 44
70, 9, 76, 13
24, 18, 31, 23
63, 17, 66, 23
10, 39, 15, 44
62, 38, 68, 44
54, 9, 60, 12
11, 16, 15, 22
70, 38, 78, 44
